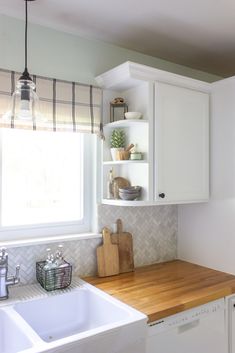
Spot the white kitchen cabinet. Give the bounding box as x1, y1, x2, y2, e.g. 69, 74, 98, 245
97, 61, 210, 206
155, 82, 209, 203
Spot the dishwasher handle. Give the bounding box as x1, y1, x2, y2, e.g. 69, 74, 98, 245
177, 319, 200, 334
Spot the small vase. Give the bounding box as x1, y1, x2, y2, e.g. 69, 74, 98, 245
110, 148, 124, 161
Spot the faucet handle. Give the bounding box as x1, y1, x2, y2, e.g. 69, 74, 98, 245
0, 248, 7, 259
10, 265, 21, 285
15, 265, 20, 281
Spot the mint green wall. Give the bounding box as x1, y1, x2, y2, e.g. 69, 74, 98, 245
0, 14, 221, 84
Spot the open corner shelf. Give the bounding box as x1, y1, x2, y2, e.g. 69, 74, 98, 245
102, 199, 151, 206
102, 117, 150, 206
104, 119, 148, 129
103, 160, 148, 165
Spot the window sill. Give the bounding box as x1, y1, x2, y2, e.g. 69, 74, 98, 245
0, 232, 102, 249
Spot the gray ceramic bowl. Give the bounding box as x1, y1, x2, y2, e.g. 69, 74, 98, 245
119, 186, 141, 200
119, 186, 141, 194
119, 191, 140, 200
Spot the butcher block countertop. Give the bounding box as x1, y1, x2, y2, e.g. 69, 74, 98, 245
84, 260, 235, 323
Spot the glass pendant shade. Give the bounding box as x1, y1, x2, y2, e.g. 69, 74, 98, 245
2, 0, 45, 128
3, 79, 43, 127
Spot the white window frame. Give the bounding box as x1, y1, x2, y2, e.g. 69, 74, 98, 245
0, 131, 97, 243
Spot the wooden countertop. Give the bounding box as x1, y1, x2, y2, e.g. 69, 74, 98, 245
84, 260, 235, 323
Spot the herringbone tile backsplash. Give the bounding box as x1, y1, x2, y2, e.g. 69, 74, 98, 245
7, 205, 177, 285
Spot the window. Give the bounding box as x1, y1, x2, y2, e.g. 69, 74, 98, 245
0, 129, 96, 240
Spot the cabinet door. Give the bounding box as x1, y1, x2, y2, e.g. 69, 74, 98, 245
155, 82, 209, 203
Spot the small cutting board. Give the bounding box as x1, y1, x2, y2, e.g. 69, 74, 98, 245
97, 227, 119, 277
111, 219, 134, 273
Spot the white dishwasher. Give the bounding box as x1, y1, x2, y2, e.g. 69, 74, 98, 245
227, 295, 235, 353
147, 298, 227, 353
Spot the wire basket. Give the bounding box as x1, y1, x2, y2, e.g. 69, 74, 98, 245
36, 261, 72, 291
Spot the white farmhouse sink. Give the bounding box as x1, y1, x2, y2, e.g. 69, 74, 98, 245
0, 308, 33, 353
14, 287, 132, 343
4, 281, 147, 353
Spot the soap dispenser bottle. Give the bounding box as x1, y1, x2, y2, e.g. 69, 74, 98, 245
43, 248, 57, 270
55, 245, 68, 268
55, 244, 64, 267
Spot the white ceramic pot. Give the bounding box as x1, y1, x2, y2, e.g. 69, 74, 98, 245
124, 111, 142, 119
110, 148, 124, 161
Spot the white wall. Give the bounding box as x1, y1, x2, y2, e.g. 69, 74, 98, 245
178, 77, 235, 275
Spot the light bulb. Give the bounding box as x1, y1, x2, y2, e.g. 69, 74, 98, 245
2, 79, 45, 126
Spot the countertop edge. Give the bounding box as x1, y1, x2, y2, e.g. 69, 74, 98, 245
84, 260, 235, 323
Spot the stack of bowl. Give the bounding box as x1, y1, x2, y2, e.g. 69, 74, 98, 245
119, 186, 141, 200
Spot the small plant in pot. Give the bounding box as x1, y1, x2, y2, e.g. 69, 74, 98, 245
110, 129, 125, 161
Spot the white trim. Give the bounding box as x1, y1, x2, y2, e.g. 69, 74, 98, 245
101, 198, 208, 206
96, 61, 212, 93
82, 133, 95, 232
147, 81, 154, 202
0, 232, 102, 249
0, 130, 2, 226
103, 160, 148, 165
104, 119, 148, 128
95, 136, 102, 207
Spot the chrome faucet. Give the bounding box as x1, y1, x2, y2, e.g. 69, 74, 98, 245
0, 248, 20, 300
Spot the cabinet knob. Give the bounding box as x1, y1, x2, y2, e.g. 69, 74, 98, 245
159, 193, 165, 199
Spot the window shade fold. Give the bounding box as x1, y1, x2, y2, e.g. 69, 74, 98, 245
0, 69, 103, 135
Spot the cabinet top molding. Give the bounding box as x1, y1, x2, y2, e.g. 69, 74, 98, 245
96, 61, 212, 93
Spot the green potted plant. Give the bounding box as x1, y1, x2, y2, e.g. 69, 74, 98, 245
110, 129, 125, 161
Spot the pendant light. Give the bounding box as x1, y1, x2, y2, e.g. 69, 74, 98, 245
3, 0, 43, 127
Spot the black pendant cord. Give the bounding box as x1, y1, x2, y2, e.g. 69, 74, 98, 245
25, 0, 28, 72
20, 0, 32, 81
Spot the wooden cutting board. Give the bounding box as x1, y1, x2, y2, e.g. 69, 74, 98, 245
111, 219, 134, 273
97, 227, 119, 277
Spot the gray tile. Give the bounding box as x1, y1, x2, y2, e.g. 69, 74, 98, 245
7, 205, 177, 285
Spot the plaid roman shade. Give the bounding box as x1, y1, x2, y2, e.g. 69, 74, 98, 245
0, 69, 103, 135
